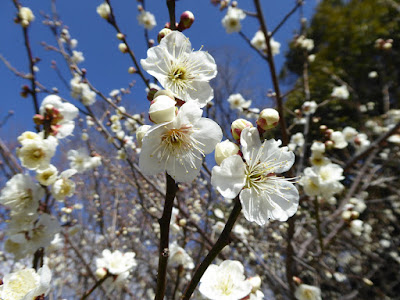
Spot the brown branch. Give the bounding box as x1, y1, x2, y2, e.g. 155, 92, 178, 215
271, 0, 304, 37
167, 0, 176, 30
155, 173, 178, 300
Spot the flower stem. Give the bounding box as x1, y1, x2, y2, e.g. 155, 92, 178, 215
81, 273, 111, 300
181, 197, 242, 300
155, 173, 178, 300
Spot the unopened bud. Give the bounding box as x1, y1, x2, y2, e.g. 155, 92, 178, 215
257, 108, 280, 130
136, 125, 152, 147
33, 114, 44, 125
128, 66, 137, 74
116, 33, 125, 40
149, 95, 177, 124
248, 276, 262, 293
325, 140, 334, 150
118, 43, 128, 53
231, 119, 253, 141
158, 28, 172, 43
95, 268, 107, 279
215, 140, 240, 165
178, 11, 195, 30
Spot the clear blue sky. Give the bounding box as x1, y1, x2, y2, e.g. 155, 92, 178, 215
0, 0, 316, 140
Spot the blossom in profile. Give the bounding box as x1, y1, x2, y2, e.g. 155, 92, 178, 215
139, 102, 222, 183
137, 10, 157, 30
294, 284, 322, 300
141, 31, 217, 107
212, 127, 299, 225
199, 260, 252, 300
169, 241, 194, 269
251, 30, 281, 55
227, 93, 252, 111
19, 7, 35, 27
96, 249, 137, 275
39, 94, 79, 139
222, 7, 246, 34
331, 85, 349, 99
97, 2, 111, 19
0, 265, 51, 300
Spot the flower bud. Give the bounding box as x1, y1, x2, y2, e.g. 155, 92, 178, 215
248, 276, 262, 293
95, 268, 107, 279
97, 2, 111, 20
231, 119, 253, 141
128, 66, 137, 74
118, 43, 128, 53
256, 108, 280, 130
178, 11, 195, 30
158, 28, 172, 43
149, 95, 177, 124
116, 33, 125, 40
19, 7, 35, 27
136, 125, 152, 147
214, 140, 240, 165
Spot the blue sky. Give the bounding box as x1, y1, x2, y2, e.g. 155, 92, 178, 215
0, 0, 316, 140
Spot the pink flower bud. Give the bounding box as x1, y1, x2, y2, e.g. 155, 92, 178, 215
256, 108, 280, 130
178, 11, 195, 30
231, 119, 253, 141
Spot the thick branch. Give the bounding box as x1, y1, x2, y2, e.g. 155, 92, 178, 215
155, 173, 178, 300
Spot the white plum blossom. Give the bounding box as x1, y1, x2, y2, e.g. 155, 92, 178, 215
5, 214, 60, 259
96, 249, 137, 275
221, 7, 246, 34
289, 132, 305, 152
302, 101, 317, 115
70, 74, 96, 105
227, 93, 252, 111
294, 284, 322, 300
331, 131, 348, 149
51, 169, 77, 201
0, 265, 51, 300
251, 30, 281, 55
169, 241, 194, 269
39, 94, 79, 139
0, 173, 43, 216
141, 31, 217, 107
16, 133, 58, 170
139, 102, 222, 183
199, 260, 252, 300
212, 127, 299, 225
299, 163, 345, 199
36, 164, 58, 186
19, 7, 35, 27
331, 85, 350, 99
137, 10, 157, 30
296, 35, 315, 51
67, 148, 102, 173
97, 2, 111, 19
71, 50, 84, 64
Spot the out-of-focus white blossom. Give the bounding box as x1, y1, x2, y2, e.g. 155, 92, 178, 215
68, 148, 102, 173
0, 265, 51, 300
331, 85, 349, 100
51, 169, 77, 201
222, 7, 246, 34
137, 10, 157, 30
97, 2, 111, 19
250, 30, 280, 55
96, 249, 137, 275
169, 241, 194, 269
294, 284, 322, 300
36, 164, 58, 186
227, 93, 252, 111
19, 7, 35, 27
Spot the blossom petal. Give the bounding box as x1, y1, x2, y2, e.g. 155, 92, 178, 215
240, 180, 299, 225
140, 46, 171, 84
240, 127, 262, 163
188, 80, 214, 107
139, 125, 167, 176
165, 154, 203, 183
162, 31, 192, 59
259, 139, 295, 173
211, 155, 246, 199
187, 51, 218, 81
192, 118, 223, 154
176, 101, 203, 126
